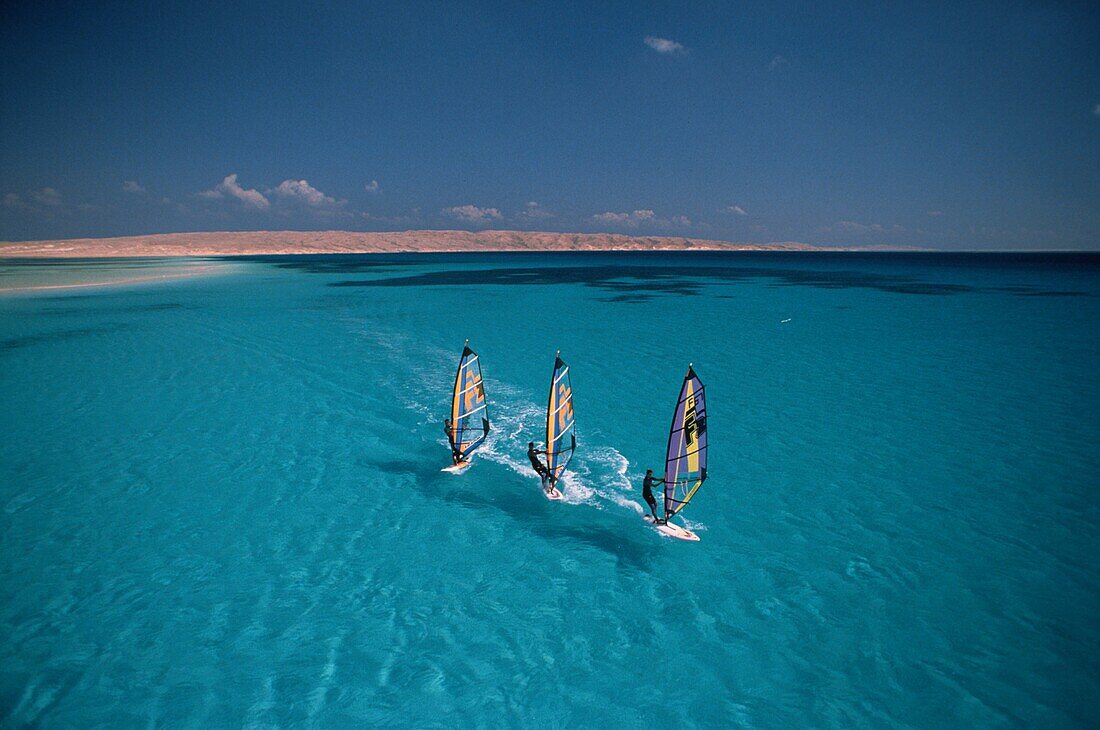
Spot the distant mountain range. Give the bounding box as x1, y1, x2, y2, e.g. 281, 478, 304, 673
0, 230, 914, 257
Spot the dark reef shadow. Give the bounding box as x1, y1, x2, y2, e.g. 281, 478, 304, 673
220, 254, 406, 276
0, 323, 128, 354
325, 263, 1093, 300
991, 286, 1091, 297
220, 251, 1098, 301
35, 301, 191, 317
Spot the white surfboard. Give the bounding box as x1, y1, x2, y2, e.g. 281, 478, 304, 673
441, 460, 472, 474
644, 515, 700, 541
542, 484, 564, 500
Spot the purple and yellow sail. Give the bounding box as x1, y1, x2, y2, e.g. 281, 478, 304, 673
664, 365, 707, 518
545, 352, 576, 482
447, 341, 490, 461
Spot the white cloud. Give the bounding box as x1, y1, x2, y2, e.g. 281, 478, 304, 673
365, 180, 381, 194
31, 187, 62, 206
442, 204, 503, 224
927, 210, 944, 217
726, 205, 747, 215
518, 201, 554, 220
1093, 103, 1100, 116
271, 179, 341, 207
591, 209, 692, 229
199, 174, 270, 209
769, 55, 789, 71
122, 180, 146, 194
593, 209, 656, 226
644, 36, 685, 55
2, 193, 24, 209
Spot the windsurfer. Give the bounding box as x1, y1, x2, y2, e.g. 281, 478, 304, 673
444, 419, 462, 464
642, 468, 663, 522
527, 442, 549, 482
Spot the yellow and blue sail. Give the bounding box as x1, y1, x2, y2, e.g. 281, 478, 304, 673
447, 342, 490, 460
664, 365, 707, 518
545, 353, 576, 482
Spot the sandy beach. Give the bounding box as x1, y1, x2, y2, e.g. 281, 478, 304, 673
0, 230, 830, 258
0, 263, 230, 294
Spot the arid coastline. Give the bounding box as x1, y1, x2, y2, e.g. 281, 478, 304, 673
0, 230, 851, 258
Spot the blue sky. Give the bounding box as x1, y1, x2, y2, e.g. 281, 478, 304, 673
1, 1, 1098, 248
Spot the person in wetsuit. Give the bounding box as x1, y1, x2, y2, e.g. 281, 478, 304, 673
642, 468, 664, 522
527, 441, 548, 481
444, 419, 462, 464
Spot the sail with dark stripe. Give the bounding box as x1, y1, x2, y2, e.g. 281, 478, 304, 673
664, 365, 707, 518
545, 352, 576, 482
447, 341, 490, 461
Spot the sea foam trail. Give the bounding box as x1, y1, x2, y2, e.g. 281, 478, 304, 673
472, 404, 663, 519
408, 354, 643, 513
460, 389, 594, 502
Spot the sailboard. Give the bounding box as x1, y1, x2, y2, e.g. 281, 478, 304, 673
442, 340, 490, 472
541, 351, 576, 499
648, 364, 707, 541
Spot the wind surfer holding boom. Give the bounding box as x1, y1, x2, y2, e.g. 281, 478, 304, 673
527, 442, 549, 484
444, 419, 462, 465
642, 468, 664, 523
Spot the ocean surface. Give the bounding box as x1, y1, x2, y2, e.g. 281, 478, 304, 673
1, 251, 1099, 727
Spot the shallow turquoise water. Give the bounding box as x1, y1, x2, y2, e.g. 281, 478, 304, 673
1, 252, 1099, 727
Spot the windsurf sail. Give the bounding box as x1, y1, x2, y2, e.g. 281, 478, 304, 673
545, 352, 576, 483
664, 365, 707, 519
446, 341, 490, 461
